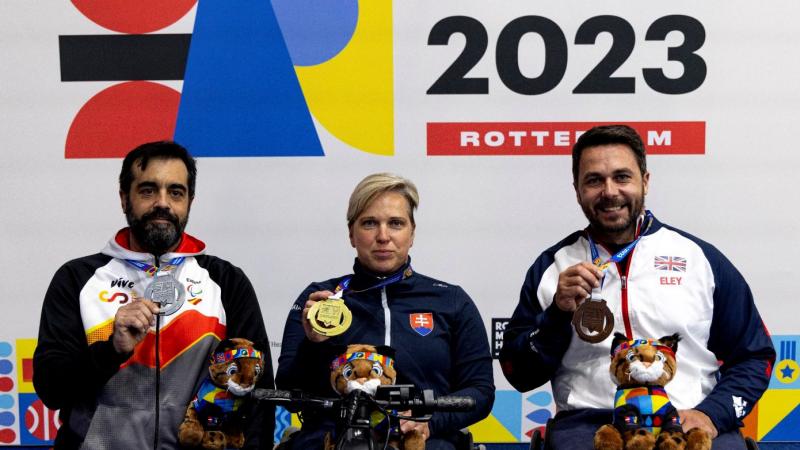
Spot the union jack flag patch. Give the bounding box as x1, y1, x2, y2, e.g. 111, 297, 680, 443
654, 256, 687, 272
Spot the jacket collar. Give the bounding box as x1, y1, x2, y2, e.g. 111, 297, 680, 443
350, 257, 413, 290
102, 228, 206, 264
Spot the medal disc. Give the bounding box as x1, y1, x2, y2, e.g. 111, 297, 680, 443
144, 274, 185, 316
307, 298, 353, 337
572, 299, 614, 343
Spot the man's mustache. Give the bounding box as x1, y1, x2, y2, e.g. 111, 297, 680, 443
142, 208, 179, 225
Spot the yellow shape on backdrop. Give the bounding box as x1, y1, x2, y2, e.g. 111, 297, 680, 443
295, 0, 393, 156
775, 359, 800, 384
756, 389, 800, 440
469, 413, 519, 443
16, 338, 37, 394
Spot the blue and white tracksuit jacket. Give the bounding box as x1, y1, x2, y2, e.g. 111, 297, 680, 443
500, 213, 775, 434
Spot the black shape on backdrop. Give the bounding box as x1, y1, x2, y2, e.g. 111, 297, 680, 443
59, 34, 191, 82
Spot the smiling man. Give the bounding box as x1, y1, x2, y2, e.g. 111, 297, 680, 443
500, 125, 775, 450
33, 141, 274, 449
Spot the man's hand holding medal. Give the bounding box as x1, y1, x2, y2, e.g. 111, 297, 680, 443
554, 262, 602, 313
112, 299, 160, 354
555, 261, 615, 343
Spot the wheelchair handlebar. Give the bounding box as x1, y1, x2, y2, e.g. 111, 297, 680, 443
252, 386, 475, 413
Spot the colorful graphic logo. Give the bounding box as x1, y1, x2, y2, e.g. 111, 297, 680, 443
20, 395, 59, 444
775, 339, 799, 385
187, 285, 202, 297
468, 388, 554, 443
409, 313, 434, 337
98, 290, 129, 304
61, 0, 393, 158
754, 335, 800, 442
0, 342, 16, 445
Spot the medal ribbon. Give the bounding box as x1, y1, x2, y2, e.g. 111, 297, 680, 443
125, 256, 186, 277
586, 211, 653, 291
329, 265, 413, 299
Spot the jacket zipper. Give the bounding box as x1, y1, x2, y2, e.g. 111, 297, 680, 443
381, 287, 391, 346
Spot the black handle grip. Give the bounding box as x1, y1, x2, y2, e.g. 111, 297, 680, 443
432, 395, 475, 411
252, 388, 293, 401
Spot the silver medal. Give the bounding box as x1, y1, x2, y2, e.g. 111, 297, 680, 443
144, 273, 185, 316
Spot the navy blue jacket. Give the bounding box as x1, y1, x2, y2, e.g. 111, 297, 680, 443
276, 259, 494, 448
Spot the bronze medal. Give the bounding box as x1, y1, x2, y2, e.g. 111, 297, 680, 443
572, 299, 614, 343
307, 298, 353, 337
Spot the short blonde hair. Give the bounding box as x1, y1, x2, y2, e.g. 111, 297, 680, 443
347, 173, 419, 228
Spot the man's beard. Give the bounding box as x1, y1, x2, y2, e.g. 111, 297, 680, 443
582, 197, 643, 240
126, 206, 188, 255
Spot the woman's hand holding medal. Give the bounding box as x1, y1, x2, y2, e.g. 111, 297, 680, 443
302, 290, 336, 343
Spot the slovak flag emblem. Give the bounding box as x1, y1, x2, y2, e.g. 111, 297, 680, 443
410, 313, 434, 336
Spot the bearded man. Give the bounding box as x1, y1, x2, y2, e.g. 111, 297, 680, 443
500, 125, 775, 450
33, 141, 274, 449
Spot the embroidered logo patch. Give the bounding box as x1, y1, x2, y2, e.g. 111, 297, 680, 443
409, 313, 434, 336
732, 395, 747, 418
654, 256, 687, 272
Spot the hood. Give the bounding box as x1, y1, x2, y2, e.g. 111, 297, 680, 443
102, 228, 206, 264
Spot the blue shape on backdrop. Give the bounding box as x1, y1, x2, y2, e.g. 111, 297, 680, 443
271, 0, 358, 66
779, 364, 796, 380
274, 405, 291, 444
0, 360, 13, 375
0, 394, 14, 409
527, 391, 552, 407
0, 411, 14, 426
493, 390, 522, 441
761, 403, 800, 441
0, 342, 12, 357
175, 0, 323, 157
769, 337, 800, 389
526, 408, 552, 424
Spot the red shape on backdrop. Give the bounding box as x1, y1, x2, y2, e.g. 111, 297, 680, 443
524, 425, 546, 439
65, 81, 180, 159
70, 0, 197, 34
0, 377, 13, 392
25, 399, 60, 442
22, 358, 33, 383
0, 429, 16, 444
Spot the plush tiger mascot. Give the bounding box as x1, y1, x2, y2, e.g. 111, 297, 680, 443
594, 333, 711, 450
328, 344, 424, 450
178, 338, 265, 450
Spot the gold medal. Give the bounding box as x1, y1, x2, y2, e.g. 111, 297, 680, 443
572, 299, 614, 343
307, 298, 353, 337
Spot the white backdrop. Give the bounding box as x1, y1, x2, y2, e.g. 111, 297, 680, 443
1, 0, 798, 444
